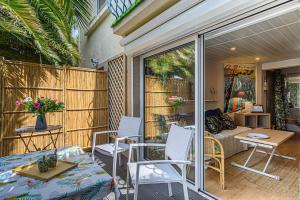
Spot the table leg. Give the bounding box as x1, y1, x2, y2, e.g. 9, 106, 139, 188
19, 134, 31, 153
256, 149, 296, 161
262, 147, 276, 173
49, 129, 60, 148
43, 129, 60, 150
244, 145, 257, 167
231, 146, 280, 180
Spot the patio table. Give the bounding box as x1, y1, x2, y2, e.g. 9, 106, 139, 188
0, 146, 119, 200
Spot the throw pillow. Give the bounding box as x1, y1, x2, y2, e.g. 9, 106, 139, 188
205, 116, 223, 134
219, 114, 236, 130
205, 108, 223, 118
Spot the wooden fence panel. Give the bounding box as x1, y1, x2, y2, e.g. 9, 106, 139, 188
0, 59, 108, 156
145, 76, 193, 139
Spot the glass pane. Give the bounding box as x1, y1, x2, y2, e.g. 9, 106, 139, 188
144, 42, 195, 182
203, 9, 300, 199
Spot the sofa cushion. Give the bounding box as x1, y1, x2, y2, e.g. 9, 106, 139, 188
215, 126, 251, 139
219, 114, 236, 130
214, 126, 252, 158
205, 116, 223, 134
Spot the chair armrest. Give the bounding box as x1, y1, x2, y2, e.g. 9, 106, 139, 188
128, 143, 166, 164
92, 131, 118, 152
93, 130, 117, 136
111, 135, 141, 141
130, 143, 166, 148
133, 160, 191, 166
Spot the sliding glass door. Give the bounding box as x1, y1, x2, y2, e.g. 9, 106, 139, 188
142, 41, 198, 184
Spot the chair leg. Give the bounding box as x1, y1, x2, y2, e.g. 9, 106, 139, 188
118, 153, 122, 166
134, 184, 138, 200
220, 172, 225, 190
168, 183, 173, 197
182, 180, 189, 200
126, 167, 130, 200
113, 153, 117, 179
91, 148, 95, 161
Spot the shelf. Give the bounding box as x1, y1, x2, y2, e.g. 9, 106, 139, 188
204, 99, 217, 102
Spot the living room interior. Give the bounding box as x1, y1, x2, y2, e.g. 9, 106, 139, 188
203, 9, 300, 200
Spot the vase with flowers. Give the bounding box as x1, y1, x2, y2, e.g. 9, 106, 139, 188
16, 97, 64, 130
167, 96, 185, 113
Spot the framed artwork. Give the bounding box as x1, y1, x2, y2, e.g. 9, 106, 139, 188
224, 64, 256, 113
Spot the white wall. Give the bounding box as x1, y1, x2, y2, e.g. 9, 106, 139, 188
205, 60, 224, 111
79, 9, 123, 67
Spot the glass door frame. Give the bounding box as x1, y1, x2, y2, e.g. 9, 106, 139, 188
138, 34, 207, 194
135, 1, 300, 199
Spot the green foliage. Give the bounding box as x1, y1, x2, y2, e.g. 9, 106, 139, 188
111, 0, 143, 27
272, 70, 288, 130
168, 97, 185, 112
0, 0, 91, 66
145, 44, 194, 87
154, 114, 169, 134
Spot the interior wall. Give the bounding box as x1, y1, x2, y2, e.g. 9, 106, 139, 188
205, 60, 224, 111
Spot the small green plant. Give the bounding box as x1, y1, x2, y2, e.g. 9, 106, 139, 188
154, 114, 169, 134
167, 96, 185, 112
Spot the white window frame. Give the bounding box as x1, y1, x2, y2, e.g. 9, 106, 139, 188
138, 34, 206, 194
96, 0, 106, 15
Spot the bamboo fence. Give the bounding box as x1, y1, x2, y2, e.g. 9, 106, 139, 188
0, 59, 108, 156
145, 75, 194, 139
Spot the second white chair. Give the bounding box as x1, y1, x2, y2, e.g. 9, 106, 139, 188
92, 116, 142, 178
126, 124, 194, 200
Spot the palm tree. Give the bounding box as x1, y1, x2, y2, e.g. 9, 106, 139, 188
146, 44, 195, 87
0, 0, 91, 66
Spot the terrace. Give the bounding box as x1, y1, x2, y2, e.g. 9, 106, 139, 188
1, 0, 300, 200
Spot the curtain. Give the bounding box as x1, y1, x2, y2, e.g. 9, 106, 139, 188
272, 70, 289, 130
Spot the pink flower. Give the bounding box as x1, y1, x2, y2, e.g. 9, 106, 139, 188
33, 102, 40, 109
15, 100, 21, 107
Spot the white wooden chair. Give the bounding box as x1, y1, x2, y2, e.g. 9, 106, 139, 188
92, 116, 142, 178
126, 124, 193, 200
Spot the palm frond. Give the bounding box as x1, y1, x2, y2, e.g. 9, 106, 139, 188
0, 0, 92, 66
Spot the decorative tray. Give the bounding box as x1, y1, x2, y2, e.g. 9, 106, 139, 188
14, 160, 77, 182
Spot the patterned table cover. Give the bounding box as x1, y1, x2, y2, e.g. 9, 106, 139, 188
0, 146, 119, 200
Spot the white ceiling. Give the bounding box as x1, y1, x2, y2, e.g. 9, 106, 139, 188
205, 10, 300, 64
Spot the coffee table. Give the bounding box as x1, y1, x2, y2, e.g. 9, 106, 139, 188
232, 128, 296, 180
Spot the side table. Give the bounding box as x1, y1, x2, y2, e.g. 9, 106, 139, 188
15, 125, 62, 153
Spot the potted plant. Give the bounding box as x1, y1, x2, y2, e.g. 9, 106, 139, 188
167, 96, 185, 113
16, 97, 64, 130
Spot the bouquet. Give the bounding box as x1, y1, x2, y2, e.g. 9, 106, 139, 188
16, 97, 64, 115
167, 96, 185, 111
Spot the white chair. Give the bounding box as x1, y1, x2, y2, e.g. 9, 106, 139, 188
92, 116, 142, 178
126, 124, 193, 200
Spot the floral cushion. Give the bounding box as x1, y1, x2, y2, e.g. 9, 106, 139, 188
219, 114, 236, 130
205, 116, 223, 134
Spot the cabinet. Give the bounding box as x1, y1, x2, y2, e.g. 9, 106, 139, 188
234, 113, 271, 129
